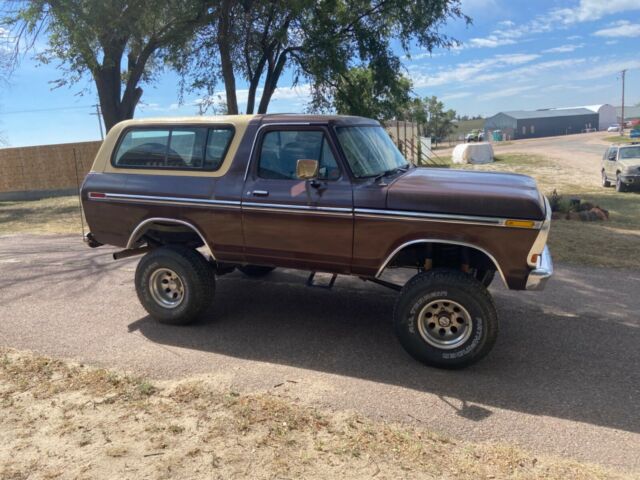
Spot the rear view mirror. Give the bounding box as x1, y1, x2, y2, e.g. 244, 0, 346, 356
296, 159, 319, 180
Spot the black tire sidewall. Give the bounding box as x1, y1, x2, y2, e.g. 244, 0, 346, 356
135, 247, 214, 325
394, 272, 497, 368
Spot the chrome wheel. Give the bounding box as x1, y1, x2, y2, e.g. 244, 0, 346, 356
149, 268, 185, 309
417, 299, 473, 350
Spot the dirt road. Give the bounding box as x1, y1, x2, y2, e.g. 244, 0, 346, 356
1, 234, 638, 472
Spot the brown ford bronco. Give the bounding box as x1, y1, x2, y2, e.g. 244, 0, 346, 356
81, 114, 552, 368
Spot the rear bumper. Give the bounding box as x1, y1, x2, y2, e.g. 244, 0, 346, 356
526, 245, 553, 291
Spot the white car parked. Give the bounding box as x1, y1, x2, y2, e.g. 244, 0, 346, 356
607, 124, 621, 133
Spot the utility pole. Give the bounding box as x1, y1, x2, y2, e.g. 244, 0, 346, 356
620, 69, 626, 136
91, 104, 104, 140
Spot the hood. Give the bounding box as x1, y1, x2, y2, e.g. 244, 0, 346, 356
619, 159, 640, 171
387, 168, 545, 220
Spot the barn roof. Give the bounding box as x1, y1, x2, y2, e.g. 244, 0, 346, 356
499, 108, 596, 120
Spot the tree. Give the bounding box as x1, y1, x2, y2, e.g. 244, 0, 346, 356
412, 95, 455, 144
179, 0, 468, 114
328, 67, 412, 121
2, 1, 208, 131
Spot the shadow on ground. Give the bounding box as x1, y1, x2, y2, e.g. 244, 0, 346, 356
128, 268, 640, 435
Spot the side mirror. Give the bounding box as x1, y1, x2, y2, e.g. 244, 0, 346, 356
296, 159, 319, 180
608, 153, 617, 161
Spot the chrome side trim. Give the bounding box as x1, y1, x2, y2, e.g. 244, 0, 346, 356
126, 217, 215, 259
91, 192, 241, 209
375, 239, 508, 288
525, 245, 553, 290
526, 196, 552, 267
244, 122, 313, 182
355, 208, 543, 229
242, 201, 352, 213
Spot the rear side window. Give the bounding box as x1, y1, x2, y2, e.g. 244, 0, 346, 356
114, 127, 234, 170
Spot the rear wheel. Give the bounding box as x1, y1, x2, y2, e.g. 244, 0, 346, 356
602, 170, 611, 188
135, 245, 215, 325
616, 173, 627, 192
393, 269, 498, 369
238, 265, 275, 277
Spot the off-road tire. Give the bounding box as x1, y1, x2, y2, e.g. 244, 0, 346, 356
135, 245, 215, 325
616, 173, 627, 192
393, 269, 498, 369
602, 170, 611, 188
238, 265, 275, 277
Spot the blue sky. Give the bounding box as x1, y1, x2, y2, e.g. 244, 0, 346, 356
1, 0, 639, 147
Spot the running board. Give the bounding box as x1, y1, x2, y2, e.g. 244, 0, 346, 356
306, 272, 337, 289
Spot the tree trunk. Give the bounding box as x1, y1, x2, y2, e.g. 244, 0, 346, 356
218, 4, 238, 115
257, 51, 288, 114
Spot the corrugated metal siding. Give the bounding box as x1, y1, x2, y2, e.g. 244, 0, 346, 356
484, 111, 599, 139
514, 113, 598, 139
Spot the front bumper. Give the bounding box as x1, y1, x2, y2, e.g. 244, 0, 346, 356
619, 174, 640, 186
525, 245, 553, 291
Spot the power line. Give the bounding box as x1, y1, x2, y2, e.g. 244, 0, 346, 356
0, 105, 94, 115
620, 69, 626, 136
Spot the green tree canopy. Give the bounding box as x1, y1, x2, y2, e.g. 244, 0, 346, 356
412, 95, 456, 142
178, 0, 468, 114
2, 0, 207, 130
327, 67, 412, 121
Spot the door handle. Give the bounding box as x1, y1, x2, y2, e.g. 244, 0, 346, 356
252, 190, 269, 197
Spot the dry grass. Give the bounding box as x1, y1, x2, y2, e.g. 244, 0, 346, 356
452, 153, 640, 269
0, 195, 84, 235
0, 349, 631, 480
603, 135, 638, 144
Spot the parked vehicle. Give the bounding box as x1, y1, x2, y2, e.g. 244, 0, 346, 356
607, 124, 621, 133
601, 143, 640, 192
465, 129, 484, 142
630, 129, 640, 139
81, 115, 553, 369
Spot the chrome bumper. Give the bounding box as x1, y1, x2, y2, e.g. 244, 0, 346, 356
525, 245, 553, 291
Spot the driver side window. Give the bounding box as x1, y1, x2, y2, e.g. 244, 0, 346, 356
258, 130, 340, 180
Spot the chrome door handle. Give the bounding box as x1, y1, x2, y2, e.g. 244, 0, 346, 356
252, 190, 269, 197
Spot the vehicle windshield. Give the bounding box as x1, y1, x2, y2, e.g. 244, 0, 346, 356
336, 126, 409, 178
620, 146, 640, 159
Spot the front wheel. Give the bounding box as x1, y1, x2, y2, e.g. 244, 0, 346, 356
393, 269, 498, 369
135, 245, 215, 325
616, 174, 627, 192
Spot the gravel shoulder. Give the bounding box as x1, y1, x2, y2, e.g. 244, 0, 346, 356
1, 234, 638, 473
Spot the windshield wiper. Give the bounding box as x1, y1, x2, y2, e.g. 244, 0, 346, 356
373, 165, 410, 183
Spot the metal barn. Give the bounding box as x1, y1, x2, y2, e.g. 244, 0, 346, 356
483, 108, 599, 140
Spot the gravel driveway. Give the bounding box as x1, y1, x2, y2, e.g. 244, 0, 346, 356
1, 234, 638, 471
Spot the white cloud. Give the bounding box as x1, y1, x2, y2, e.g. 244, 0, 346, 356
579, 58, 640, 80
465, 1, 640, 51
594, 20, 640, 38
543, 43, 584, 53
605, 40, 619, 45
551, 0, 640, 24
411, 53, 540, 87
441, 91, 473, 101
478, 85, 535, 101
468, 36, 516, 48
